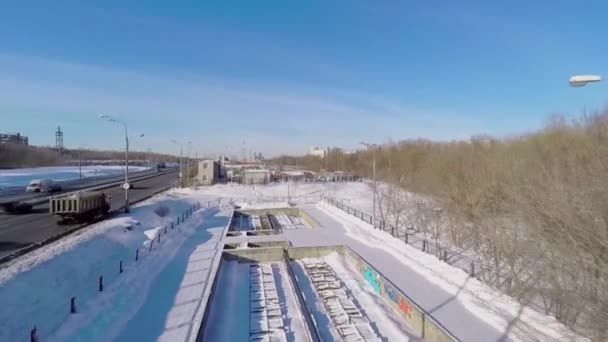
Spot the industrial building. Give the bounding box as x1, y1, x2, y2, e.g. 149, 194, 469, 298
0, 132, 28, 145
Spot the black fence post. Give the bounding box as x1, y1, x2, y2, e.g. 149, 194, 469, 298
149, 239, 154, 252
164, 226, 167, 234
99, 275, 104, 292
158, 233, 161, 243
443, 250, 448, 262
30, 326, 38, 342
405, 233, 409, 244
177, 217, 180, 225
135, 249, 139, 261
171, 222, 174, 229
470, 262, 475, 277
70, 296, 77, 314
423, 239, 426, 252
119, 260, 123, 274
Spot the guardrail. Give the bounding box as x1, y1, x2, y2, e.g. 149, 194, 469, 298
0, 167, 165, 201
26, 168, 178, 206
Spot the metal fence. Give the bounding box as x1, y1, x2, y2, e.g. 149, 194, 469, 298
324, 197, 514, 290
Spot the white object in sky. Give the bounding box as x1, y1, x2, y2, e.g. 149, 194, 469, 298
569, 74, 602, 87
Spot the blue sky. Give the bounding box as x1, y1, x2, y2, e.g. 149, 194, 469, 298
1, 1, 607, 157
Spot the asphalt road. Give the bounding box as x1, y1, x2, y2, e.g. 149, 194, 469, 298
0, 170, 178, 259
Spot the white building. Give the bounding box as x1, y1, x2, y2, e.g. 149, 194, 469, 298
309, 146, 326, 158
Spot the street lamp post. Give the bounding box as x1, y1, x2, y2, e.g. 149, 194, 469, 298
170, 139, 184, 187
100, 114, 143, 214
100, 114, 131, 213
186, 141, 192, 187
360, 142, 378, 229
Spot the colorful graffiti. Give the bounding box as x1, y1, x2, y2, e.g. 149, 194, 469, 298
397, 295, 412, 317
384, 283, 397, 303
362, 266, 381, 293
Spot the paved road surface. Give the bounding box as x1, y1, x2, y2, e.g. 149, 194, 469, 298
0, 170, 178, 258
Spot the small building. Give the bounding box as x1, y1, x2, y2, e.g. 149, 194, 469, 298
242, 169, 270, 185
197, 160, 223, 185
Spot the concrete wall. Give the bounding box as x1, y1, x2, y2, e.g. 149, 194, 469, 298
342, 247, 458, 342
239, 208, 320, 228
286, 245, 344, 260
222, 246, 285, 262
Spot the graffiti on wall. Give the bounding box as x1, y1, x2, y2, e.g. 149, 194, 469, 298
397, 295, 412, 317
362, 265, 382, 294
384, 283, 397, 303
348, 250, 411, 318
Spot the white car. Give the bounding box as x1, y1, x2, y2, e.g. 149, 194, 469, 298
25, 179, 62, 193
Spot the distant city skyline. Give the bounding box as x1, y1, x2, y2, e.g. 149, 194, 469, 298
1, 2, 607, 157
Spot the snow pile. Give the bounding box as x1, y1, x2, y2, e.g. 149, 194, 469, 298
0, 189, 204, 342
318, 202, 589, 342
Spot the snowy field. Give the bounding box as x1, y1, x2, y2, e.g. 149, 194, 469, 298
0, 165, 149, 188
191, 182, 588, 342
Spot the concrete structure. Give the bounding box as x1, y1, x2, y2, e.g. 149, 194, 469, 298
197, 159, 223, 185
242, 169, 270, 185
0, 132, 28, 145
309, 146, 326, 158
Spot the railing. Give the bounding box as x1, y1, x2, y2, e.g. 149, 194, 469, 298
323, 197, 514, 290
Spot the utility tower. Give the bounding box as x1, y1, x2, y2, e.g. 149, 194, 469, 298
55, 126, 64, 155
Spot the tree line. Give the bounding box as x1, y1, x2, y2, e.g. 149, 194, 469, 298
0, 144, 179, 169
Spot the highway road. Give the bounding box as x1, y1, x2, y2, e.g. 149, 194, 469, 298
0, 170, 178, 259
0, 167, 161, 203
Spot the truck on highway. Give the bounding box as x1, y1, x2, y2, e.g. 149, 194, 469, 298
49, 191, 111, 224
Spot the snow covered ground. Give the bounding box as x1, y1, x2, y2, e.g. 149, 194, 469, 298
0, 165, 149, 188
311, 202, 587, 342
0, 181, 588, 341
0, 188, 227, 342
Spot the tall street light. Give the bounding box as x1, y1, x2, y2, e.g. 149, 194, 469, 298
99, 114, 143, 213
186, 141, 192, 187
170, 139, 184, 187
360, 141, 378, 229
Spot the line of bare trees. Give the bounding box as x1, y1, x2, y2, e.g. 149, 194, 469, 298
0, 144, 179, 169
288, 111, 608, 340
